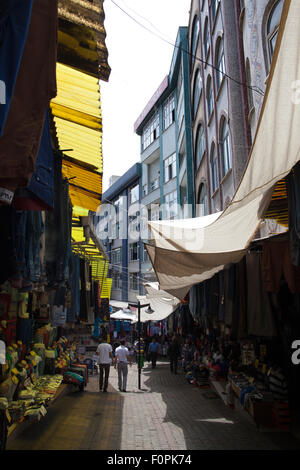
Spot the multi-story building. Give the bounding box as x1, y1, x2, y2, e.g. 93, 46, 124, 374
189, 0, 250, 215
98, 162, 144, 304
134, 27, 195, 279
240, 0, 284, 140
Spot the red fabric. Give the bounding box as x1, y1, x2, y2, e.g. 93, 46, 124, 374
13, 195, 51, 211
0, 0, 57, 194
5, 319, 17, 346
262, 240, 300, 293
0, 294, 11, 319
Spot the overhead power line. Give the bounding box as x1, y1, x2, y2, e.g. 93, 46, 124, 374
110, 0, 265, 97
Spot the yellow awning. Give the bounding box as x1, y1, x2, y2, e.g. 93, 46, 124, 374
57, 1, 111, 82
72, 206, 89, 218
62, 157, 102, 212
50, 62, 103, 211
91, 258, 109, 281
100, 278, 112, 299
264, 179, 288, 227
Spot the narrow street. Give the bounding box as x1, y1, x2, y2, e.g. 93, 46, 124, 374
7, 360, 300, 451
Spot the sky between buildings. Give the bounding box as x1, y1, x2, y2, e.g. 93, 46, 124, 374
101, 0, 191, 191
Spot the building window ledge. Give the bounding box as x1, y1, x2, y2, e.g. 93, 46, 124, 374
207, 109, 214, 126
211, 187, 220, 198
204, 47, 210, 68
248, 106, 255, 125
215, 76, 226, 101
239, 7, 245, 32
211, 2, 220, 34
220, 167, 232, 185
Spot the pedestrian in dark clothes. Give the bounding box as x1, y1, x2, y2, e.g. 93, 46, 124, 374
168, 336, 181, 374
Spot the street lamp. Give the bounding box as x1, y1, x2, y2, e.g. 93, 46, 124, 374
128, 300, 154, 390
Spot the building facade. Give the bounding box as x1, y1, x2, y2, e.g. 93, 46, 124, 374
240, 0, 284, 141
134, 27, 194, 222
189, 0, 251, 215
98, 163, 144, 304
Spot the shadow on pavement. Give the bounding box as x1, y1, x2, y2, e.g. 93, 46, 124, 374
142, 359, 300, 450
7, 379, 124, 450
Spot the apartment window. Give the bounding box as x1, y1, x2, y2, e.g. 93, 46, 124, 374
207, 76, 213, 118
211, 0, 219, 23
150, 177, 159, 192
129, 242, 139, 261
129, 273, 139, 291
220, 119, 232, 178
193, 69, 202, 119
142, 113, 160, 150
146, 207, 159, 240
195, 124, 206, 168
197, 183, 208, 216
130, 184, 139, 204
112, 273, 122, 290
203, 18, 210, 58
114, 197, 122, 211
165, 191, 177, 219
177, 65, 183, 95
111, 248, 122, 265
266, 0, 283, 68
129, 215, 140, 236
163, 94, 175, 130
149, 205, 160, 221
115, 221, 120, 238
143, 247, 150, 262
216, 39, 225, 90
164, 153, 176, 183
210, 144, 219, 193
191, 16, 199, 65
245, 58, 254, 118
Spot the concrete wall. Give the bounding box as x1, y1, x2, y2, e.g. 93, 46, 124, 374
189, 0, 248, 214
241, 0, 281, 140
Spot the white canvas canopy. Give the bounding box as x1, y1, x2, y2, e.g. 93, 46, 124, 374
109, 300, 129, 310
146, 0, 300, 299
110, 310, 136, 321
131, 283, 180, 323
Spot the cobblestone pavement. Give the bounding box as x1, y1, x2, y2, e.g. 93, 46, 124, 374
7, 359, 300, 450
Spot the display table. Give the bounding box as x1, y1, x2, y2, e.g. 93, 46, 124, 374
229, 378, 274, 428
6, 383, 75, 444
246, 399, 274, 428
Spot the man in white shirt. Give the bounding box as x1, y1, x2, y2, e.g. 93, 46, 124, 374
96, 338, 113, 393
115, 340, 131, 392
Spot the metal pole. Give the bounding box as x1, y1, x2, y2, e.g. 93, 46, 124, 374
138, 300, 141, 390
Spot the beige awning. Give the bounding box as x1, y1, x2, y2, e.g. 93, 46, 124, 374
146, 0, 299, 299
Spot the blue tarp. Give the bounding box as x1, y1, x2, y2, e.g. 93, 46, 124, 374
0, 0, 33, 135
28, 111, 54, 208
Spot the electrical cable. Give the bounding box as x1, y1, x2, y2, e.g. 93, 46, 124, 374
109, 0, 265, 97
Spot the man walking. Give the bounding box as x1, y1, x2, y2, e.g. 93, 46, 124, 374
96, 338, 113, 393
115, 340, 131, 392
168, 336, 181, 374
148, 337, 160, 369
